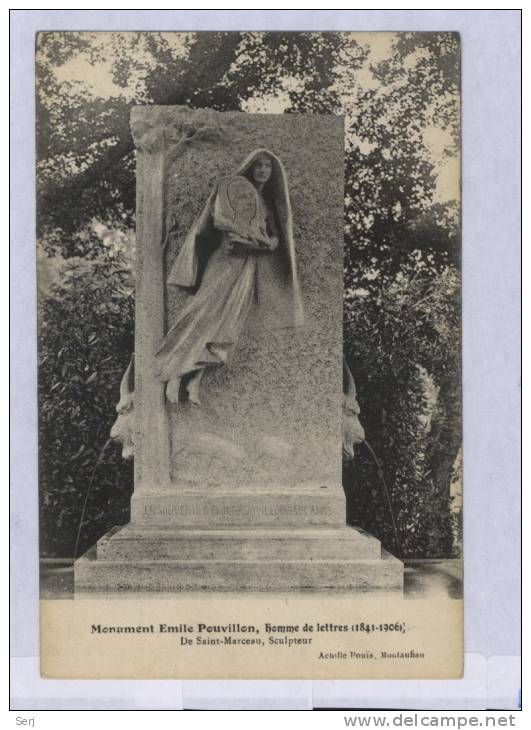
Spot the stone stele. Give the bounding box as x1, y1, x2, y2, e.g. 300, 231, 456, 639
75, 106, 403, 593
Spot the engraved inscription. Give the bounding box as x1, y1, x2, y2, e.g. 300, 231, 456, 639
143, 503, 332, 518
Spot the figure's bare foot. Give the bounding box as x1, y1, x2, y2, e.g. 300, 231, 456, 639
166, 377, 181, 404
186, 372, 203, 407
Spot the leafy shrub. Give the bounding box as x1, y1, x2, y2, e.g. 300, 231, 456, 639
344, 267, 460, 558
38, 252, 134, 558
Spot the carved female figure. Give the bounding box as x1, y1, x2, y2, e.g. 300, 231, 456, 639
154, 149, 304, 404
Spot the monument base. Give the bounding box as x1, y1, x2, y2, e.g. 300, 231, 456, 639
74, 488, 403, 594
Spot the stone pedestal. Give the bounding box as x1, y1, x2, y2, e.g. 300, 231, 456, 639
76, 488, 402, 592
75, 106, 403, 594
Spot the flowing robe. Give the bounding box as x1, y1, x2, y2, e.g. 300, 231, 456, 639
154, 150, 304, 404
155, 190, 282, 402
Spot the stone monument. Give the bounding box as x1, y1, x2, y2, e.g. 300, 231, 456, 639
75, 106, 403, 593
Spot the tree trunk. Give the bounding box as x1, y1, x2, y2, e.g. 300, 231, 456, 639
426, 378, 462, 503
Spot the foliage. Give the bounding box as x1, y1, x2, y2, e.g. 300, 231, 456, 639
344, 267, 460, 558
38, 252, 134, 557
36, 31, 461, 558
345, 32, 460, 296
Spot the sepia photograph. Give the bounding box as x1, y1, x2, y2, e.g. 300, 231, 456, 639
35, 29, 463, 679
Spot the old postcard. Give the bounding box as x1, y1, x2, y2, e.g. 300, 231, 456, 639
37, 31, 462, 679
